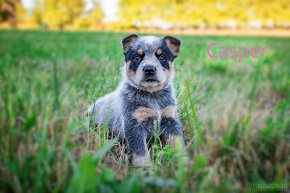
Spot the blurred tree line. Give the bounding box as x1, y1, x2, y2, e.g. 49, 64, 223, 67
0, 0, 103, 29
0, 0, 25, 26
0, 0, 289, 30
118, 0, 290, 29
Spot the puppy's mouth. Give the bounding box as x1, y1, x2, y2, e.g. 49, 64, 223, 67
143, 75, 159, 82
140, 77, 160, 87
144, 78, 158, 82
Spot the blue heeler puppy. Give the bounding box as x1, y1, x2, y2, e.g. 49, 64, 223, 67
87, 34, 186, 166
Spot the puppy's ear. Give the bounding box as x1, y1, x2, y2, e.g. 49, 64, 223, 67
122, 34, 139, 53
163, 36, 181, 57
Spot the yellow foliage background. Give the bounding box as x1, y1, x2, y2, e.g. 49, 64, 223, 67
0, 0, 289, 30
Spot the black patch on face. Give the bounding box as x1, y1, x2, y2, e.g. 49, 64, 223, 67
123, 38, 176, 72
125, 48, 144, 72
156, 42, 175, 70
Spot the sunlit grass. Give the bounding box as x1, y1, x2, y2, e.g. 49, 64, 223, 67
0, 30, 289, 193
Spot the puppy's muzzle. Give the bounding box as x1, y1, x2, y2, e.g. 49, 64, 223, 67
143, 65, 156, 77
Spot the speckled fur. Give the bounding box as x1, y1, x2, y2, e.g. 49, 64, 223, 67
86, 34, 186, 166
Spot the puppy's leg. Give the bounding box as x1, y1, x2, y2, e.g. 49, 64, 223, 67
160, 106, 186, 154
125, 106, 158, 166
131, 138, 151, 166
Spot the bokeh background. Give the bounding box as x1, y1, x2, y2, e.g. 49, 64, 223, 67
0, 0, 290, 32
0, 1, 289, 193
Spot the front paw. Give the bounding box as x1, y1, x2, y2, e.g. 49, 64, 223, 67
131, 153, 152, 167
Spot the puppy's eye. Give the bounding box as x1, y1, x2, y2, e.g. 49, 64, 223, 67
133, 55, 141, 63
159, 55, 166, 62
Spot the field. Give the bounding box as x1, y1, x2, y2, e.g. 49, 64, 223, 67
0, 30, 289, 193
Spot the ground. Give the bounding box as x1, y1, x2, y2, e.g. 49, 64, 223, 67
0, 30, 289, 193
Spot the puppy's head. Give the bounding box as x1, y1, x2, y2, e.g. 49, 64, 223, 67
122, 34, 181, 91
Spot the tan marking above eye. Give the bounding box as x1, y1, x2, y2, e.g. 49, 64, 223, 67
156, 49, 162, 56
161, 106, 176, 118
132, 107, 158, 123
137, 49, 143, 56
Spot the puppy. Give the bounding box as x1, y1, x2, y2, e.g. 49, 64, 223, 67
87, 34, 186, 166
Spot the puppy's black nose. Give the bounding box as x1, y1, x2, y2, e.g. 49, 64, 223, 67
143, 65, 156, 76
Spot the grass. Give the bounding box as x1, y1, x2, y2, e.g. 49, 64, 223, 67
0, 30, 289, 193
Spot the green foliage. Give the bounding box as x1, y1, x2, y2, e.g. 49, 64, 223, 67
0, 30, 289, 193
66, 140, 117, 193
67, 153, 98, 193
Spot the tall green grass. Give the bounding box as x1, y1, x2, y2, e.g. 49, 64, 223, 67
0, 30, 289, 193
